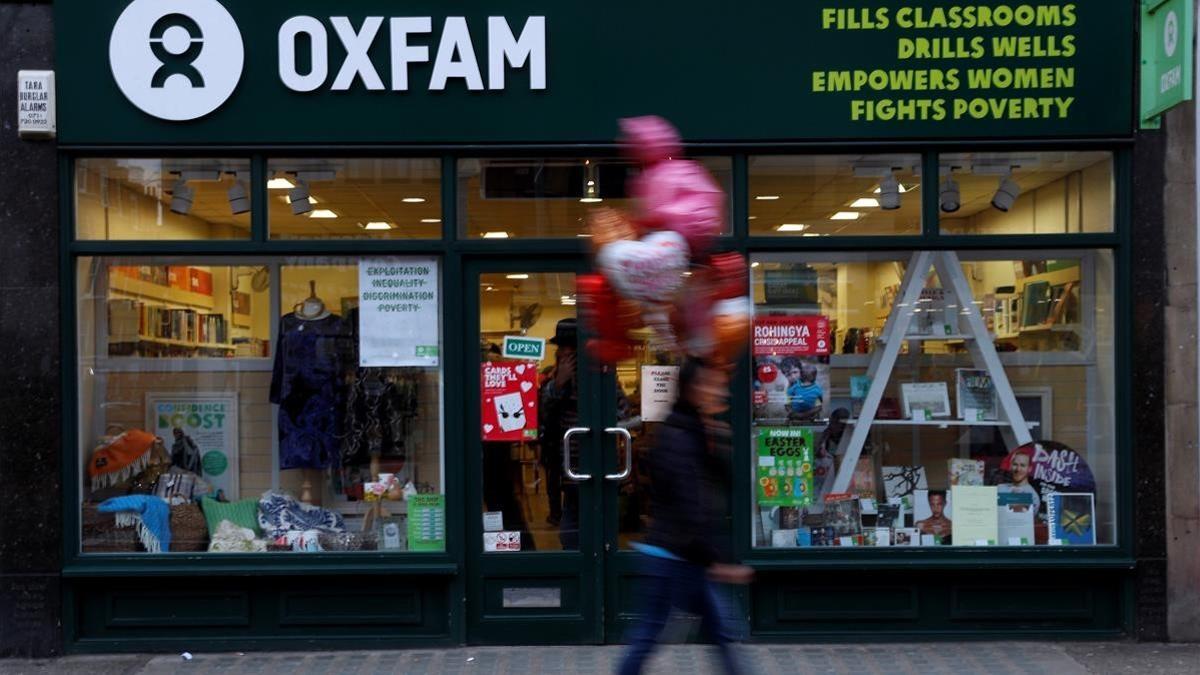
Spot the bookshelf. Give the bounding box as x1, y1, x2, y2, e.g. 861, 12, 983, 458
107, 267, 234, 357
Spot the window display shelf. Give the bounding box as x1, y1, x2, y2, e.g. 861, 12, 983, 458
118, 335, 235, 350
846, 418, 1039, 428
879, 333, 980, 344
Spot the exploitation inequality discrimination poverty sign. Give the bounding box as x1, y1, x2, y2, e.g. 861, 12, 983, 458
358, 258, 440, 367
811, 3, 1090, 126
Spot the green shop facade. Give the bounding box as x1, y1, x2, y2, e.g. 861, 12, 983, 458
37, 0, 1165, 652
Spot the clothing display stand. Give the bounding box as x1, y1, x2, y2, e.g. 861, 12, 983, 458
830, 250, 1034, 494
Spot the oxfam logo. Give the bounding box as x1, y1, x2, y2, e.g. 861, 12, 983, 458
109, 0, 244, 121
1165, 10, 1179, 58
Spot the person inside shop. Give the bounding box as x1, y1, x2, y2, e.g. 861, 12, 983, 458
619, 358, 751, 675
539, 318, 630, 548
915, 490, 952, 543
783, 357, 823, 422
998, 445, 1042, 514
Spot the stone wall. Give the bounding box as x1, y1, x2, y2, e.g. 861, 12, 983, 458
0, 1, 61, 658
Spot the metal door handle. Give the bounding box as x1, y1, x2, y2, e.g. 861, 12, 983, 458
604, 427, 633, 481
562, 426, 592, 481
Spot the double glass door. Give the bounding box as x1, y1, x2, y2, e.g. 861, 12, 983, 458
466, 259, 677, 644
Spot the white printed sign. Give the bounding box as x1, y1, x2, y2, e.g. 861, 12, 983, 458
640, 365, 679, 423
358, 258, 440, 366
17, 71, 55, 138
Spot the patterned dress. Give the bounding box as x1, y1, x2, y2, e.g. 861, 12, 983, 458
270, 313, 351, 470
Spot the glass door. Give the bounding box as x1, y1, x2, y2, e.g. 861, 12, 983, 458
601, 341, 687, 641
465, 259, 607, 644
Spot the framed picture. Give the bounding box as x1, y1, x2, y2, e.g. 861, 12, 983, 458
901, 382, 951, 419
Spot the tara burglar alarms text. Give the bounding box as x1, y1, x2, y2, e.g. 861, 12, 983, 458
278, 16, 546, 93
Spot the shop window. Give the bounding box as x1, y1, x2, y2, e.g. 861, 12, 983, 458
749, 250, 1116, 549
748, 155, 921, 237
938, 152, 1114, 235
458, 157, 733, 239
267, 159, 441, 239
75, 158, 252, 240
78, 256, 445, 554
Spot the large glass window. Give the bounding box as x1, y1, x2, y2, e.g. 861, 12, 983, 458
749, 250, 1116, 549
938, 152, 1113, 235
459, 157, 733, 238
748, 155, 922, 236
267, 159, 441, 239
76, 158, 252, 240
78, 256, 445, 554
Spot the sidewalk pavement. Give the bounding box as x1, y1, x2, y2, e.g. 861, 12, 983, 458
1, 642, 1198, 675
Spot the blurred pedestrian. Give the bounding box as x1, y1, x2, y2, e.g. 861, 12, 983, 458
619, 358, 752, 675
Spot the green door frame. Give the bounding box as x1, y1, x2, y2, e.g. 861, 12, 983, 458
463, 254, 614, 644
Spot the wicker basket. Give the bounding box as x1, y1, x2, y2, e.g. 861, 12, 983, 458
81, 503, 139, 553
169, 502, 209, 552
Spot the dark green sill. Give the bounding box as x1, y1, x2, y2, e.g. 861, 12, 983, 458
63, 555, 459, 578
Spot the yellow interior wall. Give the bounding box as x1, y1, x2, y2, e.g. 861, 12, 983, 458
76, 170, 243, 240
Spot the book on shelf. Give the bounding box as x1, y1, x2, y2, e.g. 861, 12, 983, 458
956, 368, 998, 421
901, 382, 951, 419
822, 492, 862, 536
1046, 492, 1096, 545
998, 491, 1036, 545
948, 458, 985, 486
950, 485, 998, 546
882, 465, 928, 514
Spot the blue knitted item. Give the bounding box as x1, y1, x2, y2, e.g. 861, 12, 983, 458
98, 495, 172, 553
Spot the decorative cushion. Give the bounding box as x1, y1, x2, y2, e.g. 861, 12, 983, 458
208, 520, 267, 553
201, 497, 260, 536
257, 491, 345, 539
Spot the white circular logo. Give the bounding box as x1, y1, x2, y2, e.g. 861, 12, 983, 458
109, 0, 244, 121
1165, 10, 1179, 58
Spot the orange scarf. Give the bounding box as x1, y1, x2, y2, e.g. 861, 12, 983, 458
88, 429, 156, 489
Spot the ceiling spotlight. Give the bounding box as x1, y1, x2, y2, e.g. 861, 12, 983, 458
776, 223, 808, 232
850, 198, 880, 208
830, 211, 861, 221
267, 176, 295, 190
309, 209, 338, 219
580, 162, 602, 203
755, 195, 781, 201
992, 173, 1021, 212
402, 197, 426, 203
289, 179, 312, 216
361, 221, 394, 231
227, 180, 250, 215
483, 231, 510, 239
420, 218, 442, 223
506, 274, 529, 280
940, 175, 961, 213
877, 173, 901, 210
169, 178, 194, 215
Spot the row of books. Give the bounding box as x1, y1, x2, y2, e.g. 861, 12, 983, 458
108, 299, 229, 346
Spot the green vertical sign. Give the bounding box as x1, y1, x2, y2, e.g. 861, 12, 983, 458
1141, 0, 1193, 122
407, 494, 446, 552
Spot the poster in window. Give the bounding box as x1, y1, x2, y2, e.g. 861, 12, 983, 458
755, 427, 814, 507
481, 361, 539, 441
146, 392, 238, 499
752, 315, 831, 357
357, 257, 440, 367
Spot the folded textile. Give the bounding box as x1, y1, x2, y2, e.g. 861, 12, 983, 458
257, 491, 345, 539
208, 520, 267, 553
88, 429, 156, 490
155, 467, 212, 505
98, 494, 172, 553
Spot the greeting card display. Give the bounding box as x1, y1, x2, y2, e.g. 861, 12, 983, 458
481, 361, 539, 442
